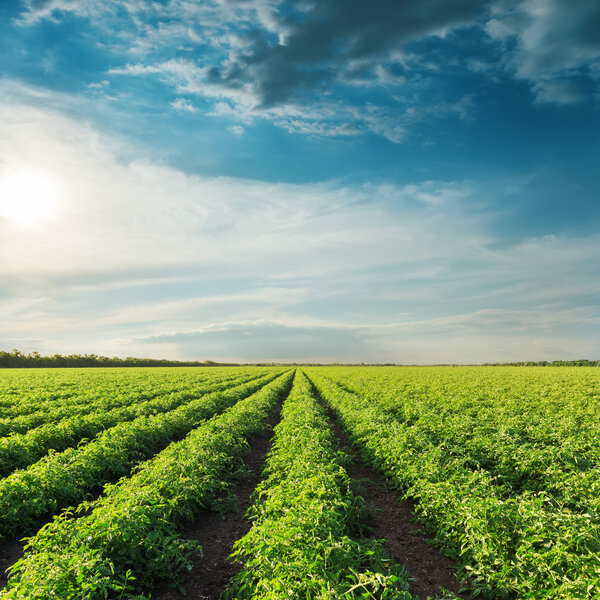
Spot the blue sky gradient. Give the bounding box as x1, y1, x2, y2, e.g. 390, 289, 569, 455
1, 0, 599, 362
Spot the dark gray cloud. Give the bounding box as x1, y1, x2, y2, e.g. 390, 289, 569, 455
140, 322, 374, 361
486, 0, 600, 103
27, 0, 53, 8
213, 0, 490, 106
211, 0, 600, 108
19, 0, 600, 108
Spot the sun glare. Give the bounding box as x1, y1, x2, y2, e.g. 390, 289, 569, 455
0, 167, 59, 227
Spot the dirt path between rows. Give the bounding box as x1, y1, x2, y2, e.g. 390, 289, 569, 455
150, 403, 283, 600
342, 448, 472, 600
0, 385, 276, 592
309, 381, 472, 600
0, 538, 24, 591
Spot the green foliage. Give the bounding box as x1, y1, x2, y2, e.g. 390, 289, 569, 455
0, 371, 294, 599
227, 371, 412, 599
1, 365, 599, 599
320, 367, 600, 512
0, 349, 240, 368
306, 368, 600, 600
0, 370, 281, 536
0, 368, 246, 433
0, 370, 268, 478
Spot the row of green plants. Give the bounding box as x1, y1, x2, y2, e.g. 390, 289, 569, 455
322, 367, 600, 449
227, 370, 412, 599
306, 370, 600, 600
0, 370, 294, 599
0, 370, 247, 436
320, 367, 600, 512
0, 370, 264, 477
0, 369, 216, 418
0, 370, 282, 536
0, 367, 219, 413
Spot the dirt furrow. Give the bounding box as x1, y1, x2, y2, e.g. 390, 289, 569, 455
309, 379, 471, 600
150, 404, 282, 600
0, 539, 23, 591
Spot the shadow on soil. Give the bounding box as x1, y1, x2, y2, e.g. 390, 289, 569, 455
150, 404, 282, 600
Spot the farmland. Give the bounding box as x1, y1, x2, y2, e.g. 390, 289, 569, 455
0, 366, 598, 599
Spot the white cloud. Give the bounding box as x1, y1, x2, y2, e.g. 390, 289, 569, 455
107, 57, 471, 144
1, 98, 599, 362
227, 124, 244, 135
2, 99, 475, 281
18, 0, 122, 24
87, 80, 110, 89
531, 79, 587, 105
170, 97, 196, 113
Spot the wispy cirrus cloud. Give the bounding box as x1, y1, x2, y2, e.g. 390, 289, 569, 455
109, 57, 474, 143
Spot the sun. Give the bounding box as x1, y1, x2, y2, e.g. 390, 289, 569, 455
0, 167, 58, 227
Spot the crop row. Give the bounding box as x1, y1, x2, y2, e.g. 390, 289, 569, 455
0, 370, 212, 420
0, 370, 244, 435
0, 370, 283, 537
319, 368, 600, 515
227, 370, 411, 599
0, 370, 264, 477
0, 370, 294, 599
306, 370, 600, 600
323, 367, 600, 451
0, 368, 218, 415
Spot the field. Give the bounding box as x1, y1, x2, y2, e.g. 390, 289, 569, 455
0, 366, 598, 599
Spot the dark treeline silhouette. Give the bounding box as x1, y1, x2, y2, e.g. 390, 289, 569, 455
0, 350, 239, 368
481, 360, 600, 367
1, 350, 598, 368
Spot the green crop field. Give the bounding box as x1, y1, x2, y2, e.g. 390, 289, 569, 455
0, 366, 598, 599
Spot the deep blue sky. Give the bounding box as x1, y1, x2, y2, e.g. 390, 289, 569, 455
0, 0, 599, 362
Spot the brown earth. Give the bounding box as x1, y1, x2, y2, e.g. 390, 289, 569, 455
314, 386, 473, 600
150, 404, 282, 600
0, 537, 24, 591
344, 451, 472, 600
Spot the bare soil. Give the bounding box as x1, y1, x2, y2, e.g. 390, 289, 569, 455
314, 387, 473, 600
0, 537, 24, 591
345, 451, 472, 599
150, 405, 282, 600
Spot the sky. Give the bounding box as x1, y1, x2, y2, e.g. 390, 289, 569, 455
0, 0, 599, 364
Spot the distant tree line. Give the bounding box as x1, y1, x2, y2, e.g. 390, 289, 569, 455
1, 350, 598, 368
0, 350, 239, 368
480, 360, 600, 367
